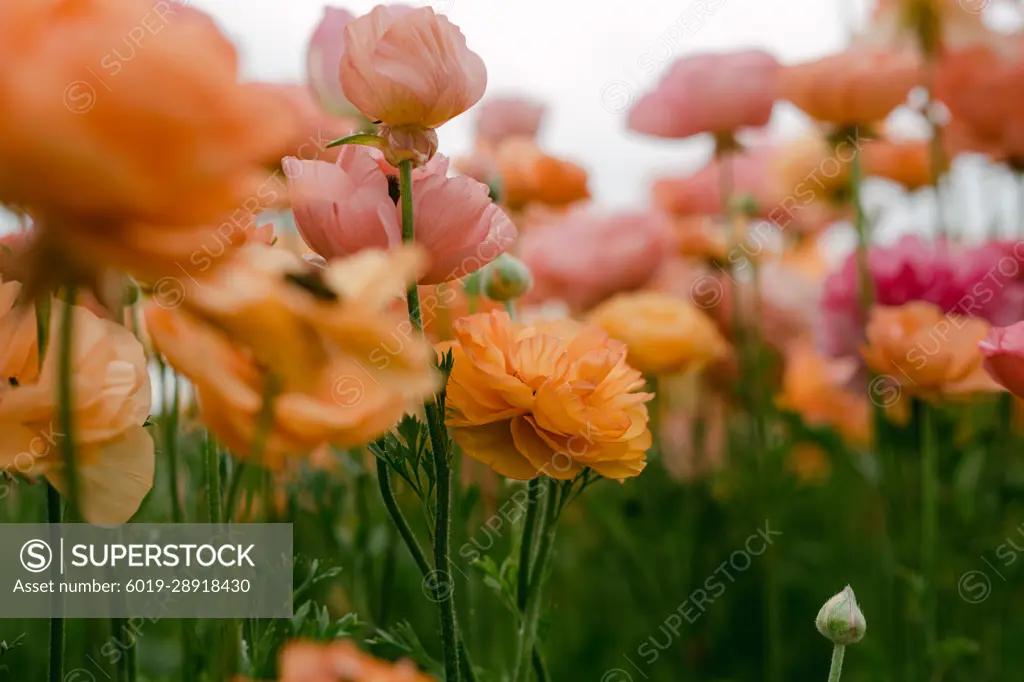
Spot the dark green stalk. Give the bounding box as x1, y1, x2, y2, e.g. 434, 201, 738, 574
57, 289, 80, 518
376, 458, 431, 576
921, 403, 939, 667
165, 367, 183, 523
511, 478, 558, 682
517, 478, 542, 611
47, 485, 64, 682
205, 435, 221, 524
399, 158, 461, 682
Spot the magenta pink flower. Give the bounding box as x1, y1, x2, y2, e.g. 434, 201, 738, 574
628, 51, 780, 140
821, 236, 1024, 357
980, 323, 1024, 398
518, 210, 676, 312
338, 5, 487, 129
475, 97, 545, 147
284, 146, 515, 285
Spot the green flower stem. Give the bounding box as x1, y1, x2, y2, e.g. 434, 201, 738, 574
47, 485, 64, 682
376, 458, 431, 577
399, 159, 461, 682
205, 434, 222, 524
165, 366, 183, 523
827, 644, 845, 682
921, 402, 939, 664
512, 478, 558, 682
376, 458, 479, 682
516, 478, 542, 611
58, 288, 81, 519
847, 137, 873, 314
38, 295, 64, 682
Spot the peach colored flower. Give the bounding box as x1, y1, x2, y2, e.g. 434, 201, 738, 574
628, 51, 779, 139
145, 245, 440, 467
444, 311, 653, 481
935, 43, 1024, 165
587, 292, 728, 376
475, 97, 545, 147
277, 640, 434, 682
861, 302, 1002, 398
772, 135, 852, 204
495, 139, 590, 210
0, 282, 154, 524
518, 210, 675, 312
862, 139, 935, 189
0, 0, 299, 229
285, 147, 516, 284
980, 322, 1024, 398
339, 6, 486, 129
776, 338, 870, 446
779, 48, 924, 127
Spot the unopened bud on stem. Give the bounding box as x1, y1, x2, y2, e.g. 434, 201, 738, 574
816, 585, 866, 645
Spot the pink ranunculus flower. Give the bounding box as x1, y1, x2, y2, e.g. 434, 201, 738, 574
339, 5, 487, 130
820, 236, 1024, 358
475, 97, 545, 147
628, 51, 780, 139
980, 323, 1024, 397
284, 146, 515, 285
306, 7, 358, 117
518, 210, 676, 312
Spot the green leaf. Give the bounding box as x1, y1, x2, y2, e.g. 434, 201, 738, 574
325, 133, 384, 149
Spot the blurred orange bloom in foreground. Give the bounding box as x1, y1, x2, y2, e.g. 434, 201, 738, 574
861, 302, 1002, 399
0, 0, 299, 229
275, 639, 433, 682
0, 282, 154, 524
444, 311, 653, 480
587, 292, 728, 376
145, 245, 439, 466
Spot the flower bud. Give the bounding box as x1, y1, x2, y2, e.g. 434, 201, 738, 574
462, 269, 483, 297
379, 124, 439, 168
816, 585, 866, 645
482, 254, 533, 302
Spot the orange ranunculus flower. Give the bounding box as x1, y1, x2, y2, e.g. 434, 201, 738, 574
496, 139, 590, 210
776, 338, 870, 446
153, 244, 432, 392
862, 139, 936, 190
145, 246, 440, 467
0, 282, 154, 524
444, 311, 653, 481
779, 47, 923, 127
276, 640, 434, 682
0, 1, 299, 229
586, 292, 728, 376
861, 302, 1002, 398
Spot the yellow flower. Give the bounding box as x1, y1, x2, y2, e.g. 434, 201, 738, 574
444, 311, 652, 481
586, 292, 727, 375
0, 282, 154, 524
145, 245, 440, 467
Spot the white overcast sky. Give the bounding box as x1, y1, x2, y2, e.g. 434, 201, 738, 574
192, 0, 880, 208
